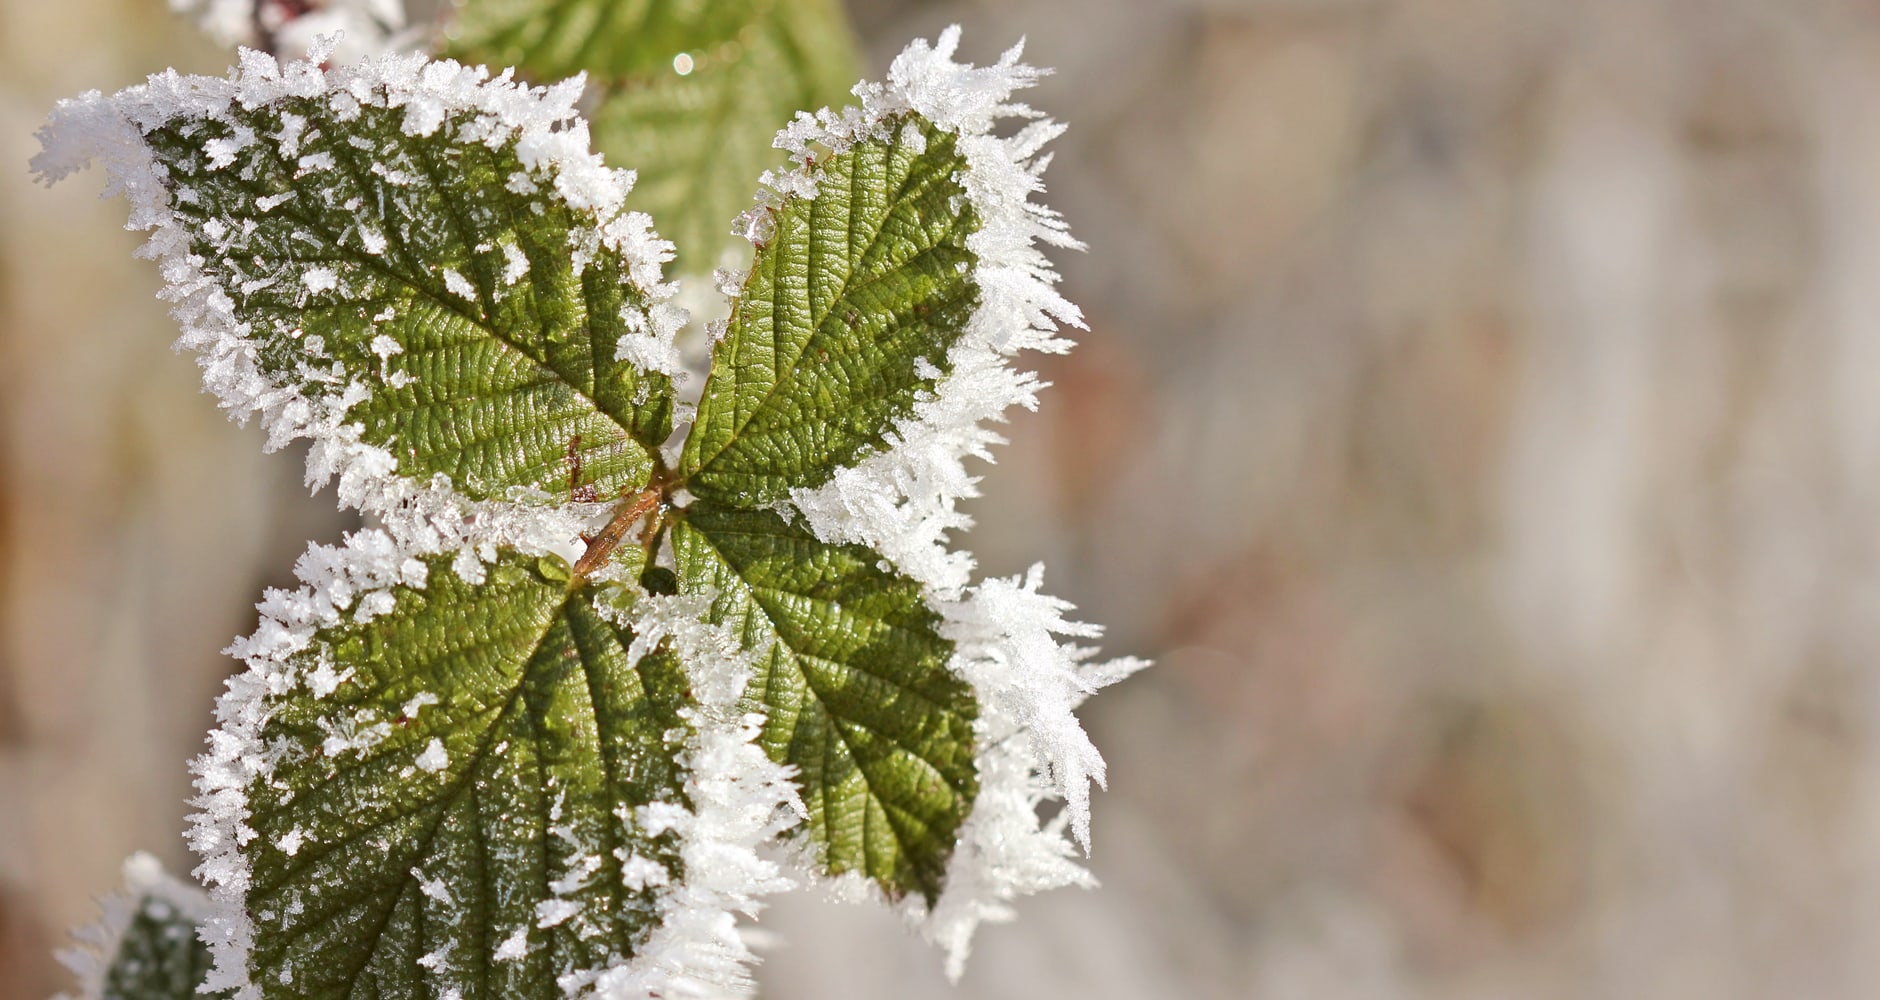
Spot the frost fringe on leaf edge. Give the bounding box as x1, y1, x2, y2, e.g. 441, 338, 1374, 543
746, 27, 1150, 977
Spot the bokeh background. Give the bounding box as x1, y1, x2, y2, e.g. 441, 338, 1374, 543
6, 0, 1880, 997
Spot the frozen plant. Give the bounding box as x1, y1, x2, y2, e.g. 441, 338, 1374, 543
33, 3, 1143, 998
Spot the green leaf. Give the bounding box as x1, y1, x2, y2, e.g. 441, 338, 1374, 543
240, 549, 700, 996
670, 501, 975, 901
678, 114, 982, 506
446, 0, 861, 274
140, 83, 675, 505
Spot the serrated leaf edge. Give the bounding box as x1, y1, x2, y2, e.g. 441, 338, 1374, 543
30, 42, 686, 557
729, 28, 1148, 977
55, 852, 215, 1000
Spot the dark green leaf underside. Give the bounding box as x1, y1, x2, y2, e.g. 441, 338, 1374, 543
446, 0, 860, 274
144, 94, 672, 506
680, 114, 981, 506
670, 502, 975, 901
243, 549, 694, 998
101, 896, 229, 1000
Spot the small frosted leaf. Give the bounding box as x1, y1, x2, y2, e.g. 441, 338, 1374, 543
35, 53, 681, 512
235, 550, 698, 996
671, 502, 975, 902
679, 115, 981, 506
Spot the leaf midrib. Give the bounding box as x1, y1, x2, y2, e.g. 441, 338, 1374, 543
333, 607, 559, 993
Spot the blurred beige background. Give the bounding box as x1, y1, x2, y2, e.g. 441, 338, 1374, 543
7, 0, 1880, 997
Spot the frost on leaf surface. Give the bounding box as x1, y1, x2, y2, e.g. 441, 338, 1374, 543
190, 542, 792, 999
671, 503, 975, 903
445, 0, 859, 274
57, 853, 229, 1000
219, 551, 699, 996
31, 48, 684, 517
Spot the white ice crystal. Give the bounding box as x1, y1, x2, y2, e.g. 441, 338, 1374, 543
942, 566, 1149, 850
54, 852, 216, 1000
614, 299, 689, 378
276, 827, 305, 857
400, 690, 438, 717
414, 737, 448, 773
414, 870, 452, 904
492, 925, 530, 963
763, 27, 1146, 975
501, 241, 531, 285
441, 267, 476, 302
302, 265, 337, 292
782, 28, 1083, 596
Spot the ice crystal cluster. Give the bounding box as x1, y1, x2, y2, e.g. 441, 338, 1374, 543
36, 8, 1140, 998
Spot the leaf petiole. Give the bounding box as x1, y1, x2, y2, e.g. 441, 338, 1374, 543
572, 485, 665, 580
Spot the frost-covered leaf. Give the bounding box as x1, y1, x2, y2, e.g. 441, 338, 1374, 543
213, 550, 710, 996
671, 502, 976, 902
445, 0, 860, 274
33, 50, 685, 515
679, 115, 980, 506
57, 853, 230, 1000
